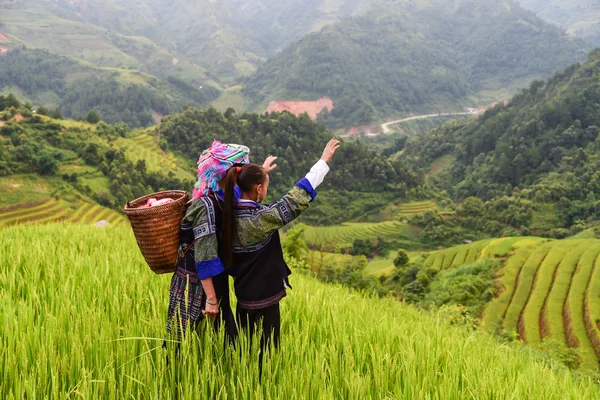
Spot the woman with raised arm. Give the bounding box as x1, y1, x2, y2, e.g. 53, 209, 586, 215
166, 141, 277, 345
219, 139, 340, 367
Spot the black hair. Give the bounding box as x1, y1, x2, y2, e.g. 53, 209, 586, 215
220, 164, 267, 267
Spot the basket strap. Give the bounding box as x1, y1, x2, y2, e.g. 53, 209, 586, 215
174, 239, 197, 269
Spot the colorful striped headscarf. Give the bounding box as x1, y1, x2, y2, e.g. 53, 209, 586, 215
192, 140, 250, 199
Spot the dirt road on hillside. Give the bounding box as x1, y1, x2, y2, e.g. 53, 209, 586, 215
381, 111, 476, 133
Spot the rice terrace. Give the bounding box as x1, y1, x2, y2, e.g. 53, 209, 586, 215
3, 0, 600, 397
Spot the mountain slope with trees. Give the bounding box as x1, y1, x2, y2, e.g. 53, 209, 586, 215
243, 0, 588, 128
157, 107, 422, 224
402, 49, 600, 240
0, 0, 390, 84
518, 0, 600, 45
0, 48, 217, 127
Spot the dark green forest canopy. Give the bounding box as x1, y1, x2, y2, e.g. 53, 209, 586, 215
402, 49, 600, 232
158, 107, 421, 196
0, 48, 218, 128
243, 0, 588, 129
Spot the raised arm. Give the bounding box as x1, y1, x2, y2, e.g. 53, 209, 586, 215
238, 140, 340, 238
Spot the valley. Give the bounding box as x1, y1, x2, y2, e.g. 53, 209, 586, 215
2, 0, 600, 395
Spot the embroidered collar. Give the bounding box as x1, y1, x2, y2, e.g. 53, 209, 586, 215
236, 198, 260, 209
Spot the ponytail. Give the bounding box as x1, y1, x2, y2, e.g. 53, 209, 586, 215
220, 163, 267, 268
221, 167, 238, 268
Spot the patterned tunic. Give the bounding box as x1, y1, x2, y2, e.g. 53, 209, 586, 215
232, 180, 316, 310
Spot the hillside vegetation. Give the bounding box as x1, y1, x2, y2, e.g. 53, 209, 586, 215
403, 49, 600, 240
1, 224, 598, 398
244, 0, 588, 128
158, 107, 422, 224
519, 0, 600, 45
0, 0, 389, 84
422, 237, 600, 371
0, 48, 217, 127
0, 95, 195, 225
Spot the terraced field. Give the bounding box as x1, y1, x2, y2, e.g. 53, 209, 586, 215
0, 198, 126, 229
396, 200, 436, 217
303, 221, 420, 250
424, 237, 600, 371
121, 133, 194, 181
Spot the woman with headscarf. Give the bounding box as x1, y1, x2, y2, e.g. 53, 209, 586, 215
166, 140, 277, 344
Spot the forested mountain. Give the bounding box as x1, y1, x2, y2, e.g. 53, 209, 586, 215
158, 107, 421, 223
244, 0, 588, 129
0, 94, 422, 225
402, 49, 600, 238
0, 0, 388, 83
518, 0, 600, 45
0, 48, 217, 127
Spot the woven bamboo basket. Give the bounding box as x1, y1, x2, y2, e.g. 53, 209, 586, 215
124, 190, 189, 274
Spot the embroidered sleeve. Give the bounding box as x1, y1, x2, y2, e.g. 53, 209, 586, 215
259, 186, 314, 229
182, 197, 224, 279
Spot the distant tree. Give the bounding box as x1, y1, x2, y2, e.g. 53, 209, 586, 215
394, 250, 409, 269
34, 149, 60, 175
459, 197, 484, 217
85, 110, 101, 124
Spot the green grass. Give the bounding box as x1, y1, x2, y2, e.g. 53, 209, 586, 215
121, 132, 194, 181
0, 175, 52, 206
425, 153, 455, 179
211, 85, 246, 112
482, 242, 542, 330
431, 252, 445, 270
464, 240, 492, 264
0, 198, 125, 230
1, 224, 598, 398
544, 243, 590, 344
586, 253, 600, 363
521, 242, 571, 345
565, 244, 600, 371
396, 200, 436, 216
304, 220, 418, 250
503, 243, 552, 336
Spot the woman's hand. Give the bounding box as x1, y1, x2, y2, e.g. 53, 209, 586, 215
262, 156, 278, 173
320, 139, 341, 163
203, 301, 219, 319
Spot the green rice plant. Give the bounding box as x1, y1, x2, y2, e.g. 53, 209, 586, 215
0, 199, 64, 227
544, 243, 591, 344
521, 242, 571, 345
423, 252, 436, 268
431, 252, 445, 270
503, 243, 553, 335
441, 248, 458, 270
464, 240, 492, 264
451, 244, 469, 267
0, 224, 598, 398
482, 242, 543, 330
566, 244, 600, 370
585, 254, 600, 362
480, 237, 527, 259
0, 199, 55, 221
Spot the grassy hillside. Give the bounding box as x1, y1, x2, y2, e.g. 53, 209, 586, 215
1, 224, 598, 398
0, 178, 126, 229
244, 0, 588, 128
0, 0, 390, 85
0, 48, 217, 127
0, 3, 210, 84
400, 48, 600, 242
519, 0, 600, 45
0, 100, 195, 226
423, 237, 600, 371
